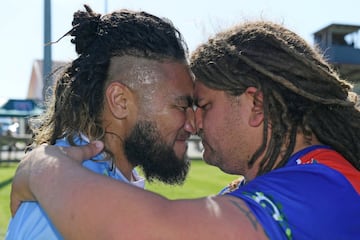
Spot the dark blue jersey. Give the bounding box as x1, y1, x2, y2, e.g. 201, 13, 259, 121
227, 145, 360, 239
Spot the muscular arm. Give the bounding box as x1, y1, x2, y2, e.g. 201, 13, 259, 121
11, 143, 268, 240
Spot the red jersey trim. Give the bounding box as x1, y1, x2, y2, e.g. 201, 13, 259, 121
298, 148, 360, 194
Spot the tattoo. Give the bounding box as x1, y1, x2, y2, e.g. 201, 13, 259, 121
229, 199, 259, 230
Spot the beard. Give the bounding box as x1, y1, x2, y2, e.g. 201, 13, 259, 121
124, 120, 190, 185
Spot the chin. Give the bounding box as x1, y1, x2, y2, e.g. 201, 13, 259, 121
203, 149, 221, 168
202, 155, 215, 166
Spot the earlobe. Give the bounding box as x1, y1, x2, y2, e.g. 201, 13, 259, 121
105, 82, 129, 119
247, 87, 264, 127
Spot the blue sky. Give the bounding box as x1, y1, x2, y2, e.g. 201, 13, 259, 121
1, 0, 359, 101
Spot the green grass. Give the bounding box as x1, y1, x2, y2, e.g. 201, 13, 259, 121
0, 160, 238, 238
0, 162, 18, 239
145, 160, 237, 199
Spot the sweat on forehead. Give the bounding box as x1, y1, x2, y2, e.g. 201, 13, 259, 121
107, 55, 169, 90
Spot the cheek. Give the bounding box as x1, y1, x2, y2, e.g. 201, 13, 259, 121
202, 109, 225, 132
203, 109, 241, 146
157, 111, 186, 137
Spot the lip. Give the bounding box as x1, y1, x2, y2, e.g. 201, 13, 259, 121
174, 139, 188, 154
176, 138, 188, 142
176, 134, 191, 142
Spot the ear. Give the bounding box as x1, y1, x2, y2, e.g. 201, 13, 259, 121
105, 82, 130, 119
246, 87, 264, 127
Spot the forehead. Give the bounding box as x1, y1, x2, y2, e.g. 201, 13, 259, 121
141, 62, 194, 114
194, 81, 214, 99
108, 55, 193, 91
156, 62, 194, 98
194, 81, 234, 108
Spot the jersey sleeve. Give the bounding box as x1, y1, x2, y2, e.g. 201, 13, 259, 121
227, 164, 360, 239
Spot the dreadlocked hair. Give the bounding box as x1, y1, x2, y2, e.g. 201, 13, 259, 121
28, 5, 188, 151
191, 20, 360, 175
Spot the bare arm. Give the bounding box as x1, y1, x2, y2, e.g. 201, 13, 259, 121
11, 143, 268, 240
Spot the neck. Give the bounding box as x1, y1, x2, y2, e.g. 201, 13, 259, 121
104, 133, 134, 181
291, 132, 322, 154
246, 132, 323, 181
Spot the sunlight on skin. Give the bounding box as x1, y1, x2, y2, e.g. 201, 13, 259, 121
205, 195, 221, 217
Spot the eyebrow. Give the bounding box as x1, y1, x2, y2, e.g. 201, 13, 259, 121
176, 95, 194, 107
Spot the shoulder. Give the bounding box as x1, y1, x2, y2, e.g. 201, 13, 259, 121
226, 164, 360, 239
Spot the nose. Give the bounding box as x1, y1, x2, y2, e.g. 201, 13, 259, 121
184, 107, 196, 134
194, 108, 203, 133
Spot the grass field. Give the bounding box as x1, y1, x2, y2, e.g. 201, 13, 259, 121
145, 160, 237, 199
0, 160, 237, 238
0, 162, 17, 239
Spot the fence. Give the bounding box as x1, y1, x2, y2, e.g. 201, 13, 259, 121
0, 135, 31, 164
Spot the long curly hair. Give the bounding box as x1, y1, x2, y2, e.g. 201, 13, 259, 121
29, 5, 188, 149
191, 21, 360, 175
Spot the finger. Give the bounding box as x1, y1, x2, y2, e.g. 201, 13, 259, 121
10, 152, 38, 215
60, 140, 104, 163
9, 153, 34, 216
10, 195, 22, 217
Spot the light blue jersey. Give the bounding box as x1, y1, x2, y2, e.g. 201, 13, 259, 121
5, 136, 144, 240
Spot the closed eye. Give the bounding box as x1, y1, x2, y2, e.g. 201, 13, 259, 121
197, 103, 210, 110
175, 96, 193, 112
178, 106, 188, 111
